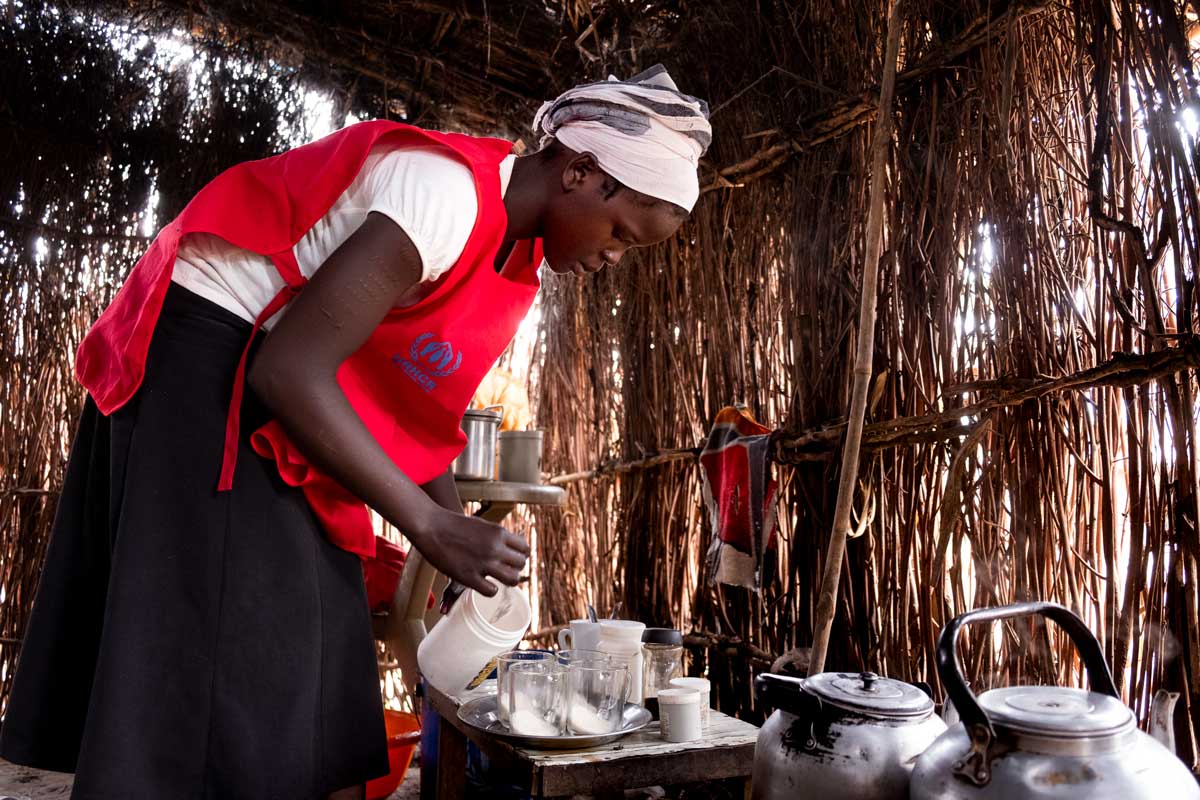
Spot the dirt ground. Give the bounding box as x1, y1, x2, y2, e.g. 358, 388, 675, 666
0, 757, 421, 799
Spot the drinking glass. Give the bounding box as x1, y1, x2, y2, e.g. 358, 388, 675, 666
556, 649, 613, 667
495, 650, 554, 723
565, 661, 629, 735
507, 661, 567, 737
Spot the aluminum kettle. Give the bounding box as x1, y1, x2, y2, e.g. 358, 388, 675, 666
911, 601, 1200, 799
752, 670, 947, 800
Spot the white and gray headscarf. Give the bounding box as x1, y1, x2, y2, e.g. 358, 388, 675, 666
533, 65, 712, 212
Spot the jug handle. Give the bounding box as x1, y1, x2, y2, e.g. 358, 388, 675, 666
937, 601, 1119, 787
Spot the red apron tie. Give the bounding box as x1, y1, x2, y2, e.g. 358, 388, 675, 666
217, 279, 303, 492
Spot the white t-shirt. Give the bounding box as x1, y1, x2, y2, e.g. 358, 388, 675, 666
171, 145, 516, 328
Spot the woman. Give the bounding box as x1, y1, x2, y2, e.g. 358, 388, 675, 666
0, 66, 710, 799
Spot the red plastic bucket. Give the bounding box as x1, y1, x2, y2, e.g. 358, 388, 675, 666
365, 709, 421, 799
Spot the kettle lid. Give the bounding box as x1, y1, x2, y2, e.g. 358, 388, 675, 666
804, 671, 934, 718
978, 686, 1134, 738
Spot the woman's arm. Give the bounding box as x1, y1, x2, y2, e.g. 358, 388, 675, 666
420, 465, 476, 609
421, 464, 464, 513
248, 212, 528, 594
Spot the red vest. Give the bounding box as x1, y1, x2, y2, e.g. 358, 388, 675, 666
76, 121, 541, 557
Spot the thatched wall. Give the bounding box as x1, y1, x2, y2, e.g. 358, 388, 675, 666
529, 0, 1200, 766
2, 0, 1200, 772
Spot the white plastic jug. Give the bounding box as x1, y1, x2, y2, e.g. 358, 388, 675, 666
418, 582, 531, 695
598, 620, 646, 704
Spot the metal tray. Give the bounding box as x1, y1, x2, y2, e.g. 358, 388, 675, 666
457, 694, 652, 750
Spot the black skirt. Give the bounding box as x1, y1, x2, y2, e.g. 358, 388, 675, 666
0, 284, 389, 799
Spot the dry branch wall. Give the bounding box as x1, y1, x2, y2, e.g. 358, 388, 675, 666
2, 0, 1200, 772
530, 0, 1200, 766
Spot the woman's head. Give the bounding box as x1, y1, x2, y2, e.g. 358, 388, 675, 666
531, 65, 710, 275
537, 140, 688, 275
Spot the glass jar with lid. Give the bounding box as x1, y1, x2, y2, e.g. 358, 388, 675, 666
641, 627, 684, 717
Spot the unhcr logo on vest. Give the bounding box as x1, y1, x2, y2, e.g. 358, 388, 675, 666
392, 332, 462, 393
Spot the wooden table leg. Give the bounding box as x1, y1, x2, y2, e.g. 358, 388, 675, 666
418, 730, 436, 800
418, 699, 436, 800
435, 710, 469, 800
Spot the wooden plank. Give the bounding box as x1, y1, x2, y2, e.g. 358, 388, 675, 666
519, 713, 758, 765
427, 681, 482, 727
436, 709, 470, 800
535, 741, 756, 796
530, 722, 756, 796
455, 480, 566, 507
419, 732, 437, 800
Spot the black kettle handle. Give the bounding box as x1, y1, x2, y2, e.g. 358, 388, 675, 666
755, 673, 808, 711
937, 601, 1119, 786
756, 672, 828, 722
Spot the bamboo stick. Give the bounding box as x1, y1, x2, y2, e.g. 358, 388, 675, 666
808, 0, 904, 676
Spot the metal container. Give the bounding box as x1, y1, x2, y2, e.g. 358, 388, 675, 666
752, 670, 947, 800
911, 601, 1200, 800
498, 429, 544, 484
452, 406, 502, 480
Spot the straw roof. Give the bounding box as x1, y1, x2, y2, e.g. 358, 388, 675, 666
3, 0, 1200, 770
74, 0, 688, 134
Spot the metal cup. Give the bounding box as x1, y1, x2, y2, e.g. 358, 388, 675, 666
499, 429, 544, 484
453, 406, 503, 480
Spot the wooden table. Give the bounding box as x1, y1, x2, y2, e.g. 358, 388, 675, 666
423, 681, 759, 799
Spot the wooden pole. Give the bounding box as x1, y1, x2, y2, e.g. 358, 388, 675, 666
808, 0, 905, 676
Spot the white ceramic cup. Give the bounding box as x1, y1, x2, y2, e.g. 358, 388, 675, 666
557, 619, 603, 652
597, 619, 646, 643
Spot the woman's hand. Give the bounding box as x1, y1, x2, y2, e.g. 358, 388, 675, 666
411, 508, 530, 595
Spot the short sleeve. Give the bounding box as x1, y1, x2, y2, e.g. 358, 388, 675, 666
358, 147, 480, 283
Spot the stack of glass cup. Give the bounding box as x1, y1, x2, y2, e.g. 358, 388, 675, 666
495, 650, 556, 725
498, 649, 630, 737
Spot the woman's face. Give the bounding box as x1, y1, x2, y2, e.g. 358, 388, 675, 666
541, 153, 687, 276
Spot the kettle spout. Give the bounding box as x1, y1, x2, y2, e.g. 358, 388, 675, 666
1150, 689, 1180, 754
